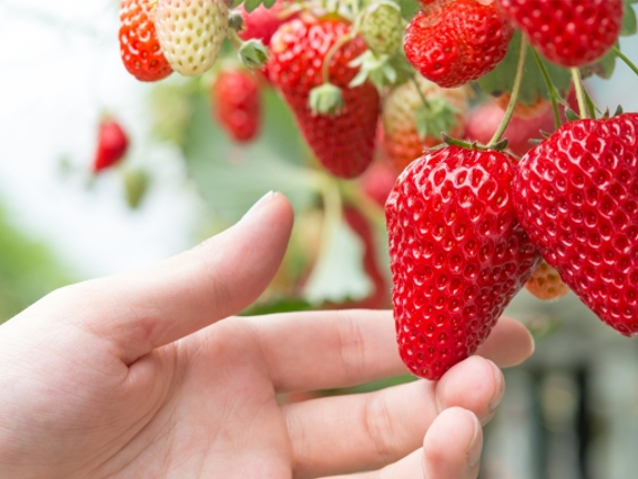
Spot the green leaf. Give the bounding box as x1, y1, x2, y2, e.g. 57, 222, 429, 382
263, 0, 277, 8
302, 218, 373, 304
238, 39, 269, 68
581, 47, 617, 79
477, 31, 571, 105
622, 1, 638, 36
243, 0, 263, 13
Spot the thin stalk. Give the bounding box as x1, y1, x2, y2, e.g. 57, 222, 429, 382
410, 75, 430, 111
488, 37, 528, 146
322, 34, 353, 84
613, 46, 638, 77
531, 48, 561, 129
570, 68, 589, 119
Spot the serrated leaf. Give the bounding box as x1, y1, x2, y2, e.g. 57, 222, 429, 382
243, 0, 263, 13
564, 108, 581, 121
581, 47, 617, 79
302, 218, 373, 304
622, 1, 638, 36
477, 32, 571, 105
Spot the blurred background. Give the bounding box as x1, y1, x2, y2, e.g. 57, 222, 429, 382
2, 0, 638, 477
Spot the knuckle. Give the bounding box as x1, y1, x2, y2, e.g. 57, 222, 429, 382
363, 392, 399, 464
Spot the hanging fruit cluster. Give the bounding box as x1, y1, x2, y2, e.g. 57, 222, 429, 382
108, 0, 638, 382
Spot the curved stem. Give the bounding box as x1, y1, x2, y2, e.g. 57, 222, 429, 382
531, 48, 561, 129
322, 33, 353, 84
488, 36, 528, 147
410, 75, 430, 111
612, 46, 638, 77
570, 68, 589, 119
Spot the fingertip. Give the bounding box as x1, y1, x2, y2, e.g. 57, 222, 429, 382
436, 356, 504, 424
476, 316, 535, 368
423, 407, 483, 478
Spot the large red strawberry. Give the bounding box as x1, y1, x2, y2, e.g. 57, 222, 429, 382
213, 69, 261, 142
499, 0, 623, 68
513, 114, 638, 336
267, 14, 380, 179
93, 118, 129, 173
404, 0, 514, 88
386, 146, 540, 380
119, 0, 173, 82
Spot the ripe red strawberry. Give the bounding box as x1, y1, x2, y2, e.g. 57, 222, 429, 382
93, 118, 129, 173
499, 0, 623, 67
119, 0, 173, 82
213, 69, 261, 142
382, 75, 469, 172
404, 0, 514, 88
386, 146, 540, 380
267, 14, 380, 179
525, 261, 570, 301
465, 101, 556, 157
513, 114, 638, 336
495, 92, 550, 119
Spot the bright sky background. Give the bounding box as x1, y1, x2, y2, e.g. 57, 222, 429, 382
1, 0, 638, 281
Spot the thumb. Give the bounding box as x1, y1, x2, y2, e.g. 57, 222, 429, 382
38, 192, 294, 364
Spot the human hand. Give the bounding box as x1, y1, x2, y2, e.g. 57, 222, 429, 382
0, 192, 534, 479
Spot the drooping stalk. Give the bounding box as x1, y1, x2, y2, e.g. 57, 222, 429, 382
531, 48, 561, 129
488, 36, 528, 147
570, 68, 589, 119
613, 46, 638, 78
410, 74, 430, 111
322, 34, 353, 84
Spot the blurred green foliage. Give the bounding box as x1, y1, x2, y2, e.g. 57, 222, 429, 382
0, 206, 73, 324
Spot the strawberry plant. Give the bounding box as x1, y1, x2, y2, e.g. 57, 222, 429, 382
109, 0, 638, 387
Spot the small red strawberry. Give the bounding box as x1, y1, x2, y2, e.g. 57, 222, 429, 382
237, 0, 288, 47
213, 69, 261, 142
404, 0, 514, 88
525, 261, 570, 301
119, 0, 173, 82
498, 0, 623, 68
494, 92, 550, 119
360, 160, 398, 208
513, 113, 638, 336
386, 146, 540, 380
93, 118, 129, 173
267, 14, 380, 179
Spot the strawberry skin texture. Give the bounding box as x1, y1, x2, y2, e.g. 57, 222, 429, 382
404, 0, 514, 88
268, 15, 380, 179
513, 114, 638, 336
499, 0, 623, 68
119, 0, 173, 82
213, 70, 261, 142
386, 146, 540, 380
93, 119, 129, 173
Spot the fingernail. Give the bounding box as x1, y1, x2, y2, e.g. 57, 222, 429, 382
487, 359, 505, 413
242, 191, 277, 220
467, 413, 483, 468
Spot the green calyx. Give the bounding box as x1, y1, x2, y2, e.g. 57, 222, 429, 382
309, 83, 345, 116
414, 96, 459, 142
238, 39, 269, 69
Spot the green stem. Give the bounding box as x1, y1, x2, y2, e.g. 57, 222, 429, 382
613, 46, 638, 77
531, 48, 561, 129
488, 37, 528, 147
410, 75, 430, 111
228, 27, 244, 46
570, 68, 589, 119
322, 34, 353, 84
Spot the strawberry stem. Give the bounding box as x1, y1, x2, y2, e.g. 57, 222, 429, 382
612, 46, 638, 78
488, 36, 527, 147
322, 33, 353, 84
410, 75, 431, 111
531, 48, 561, 130
570, 68, 590, 119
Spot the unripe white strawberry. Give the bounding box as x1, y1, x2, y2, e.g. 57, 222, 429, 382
155, 0, 229, 77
